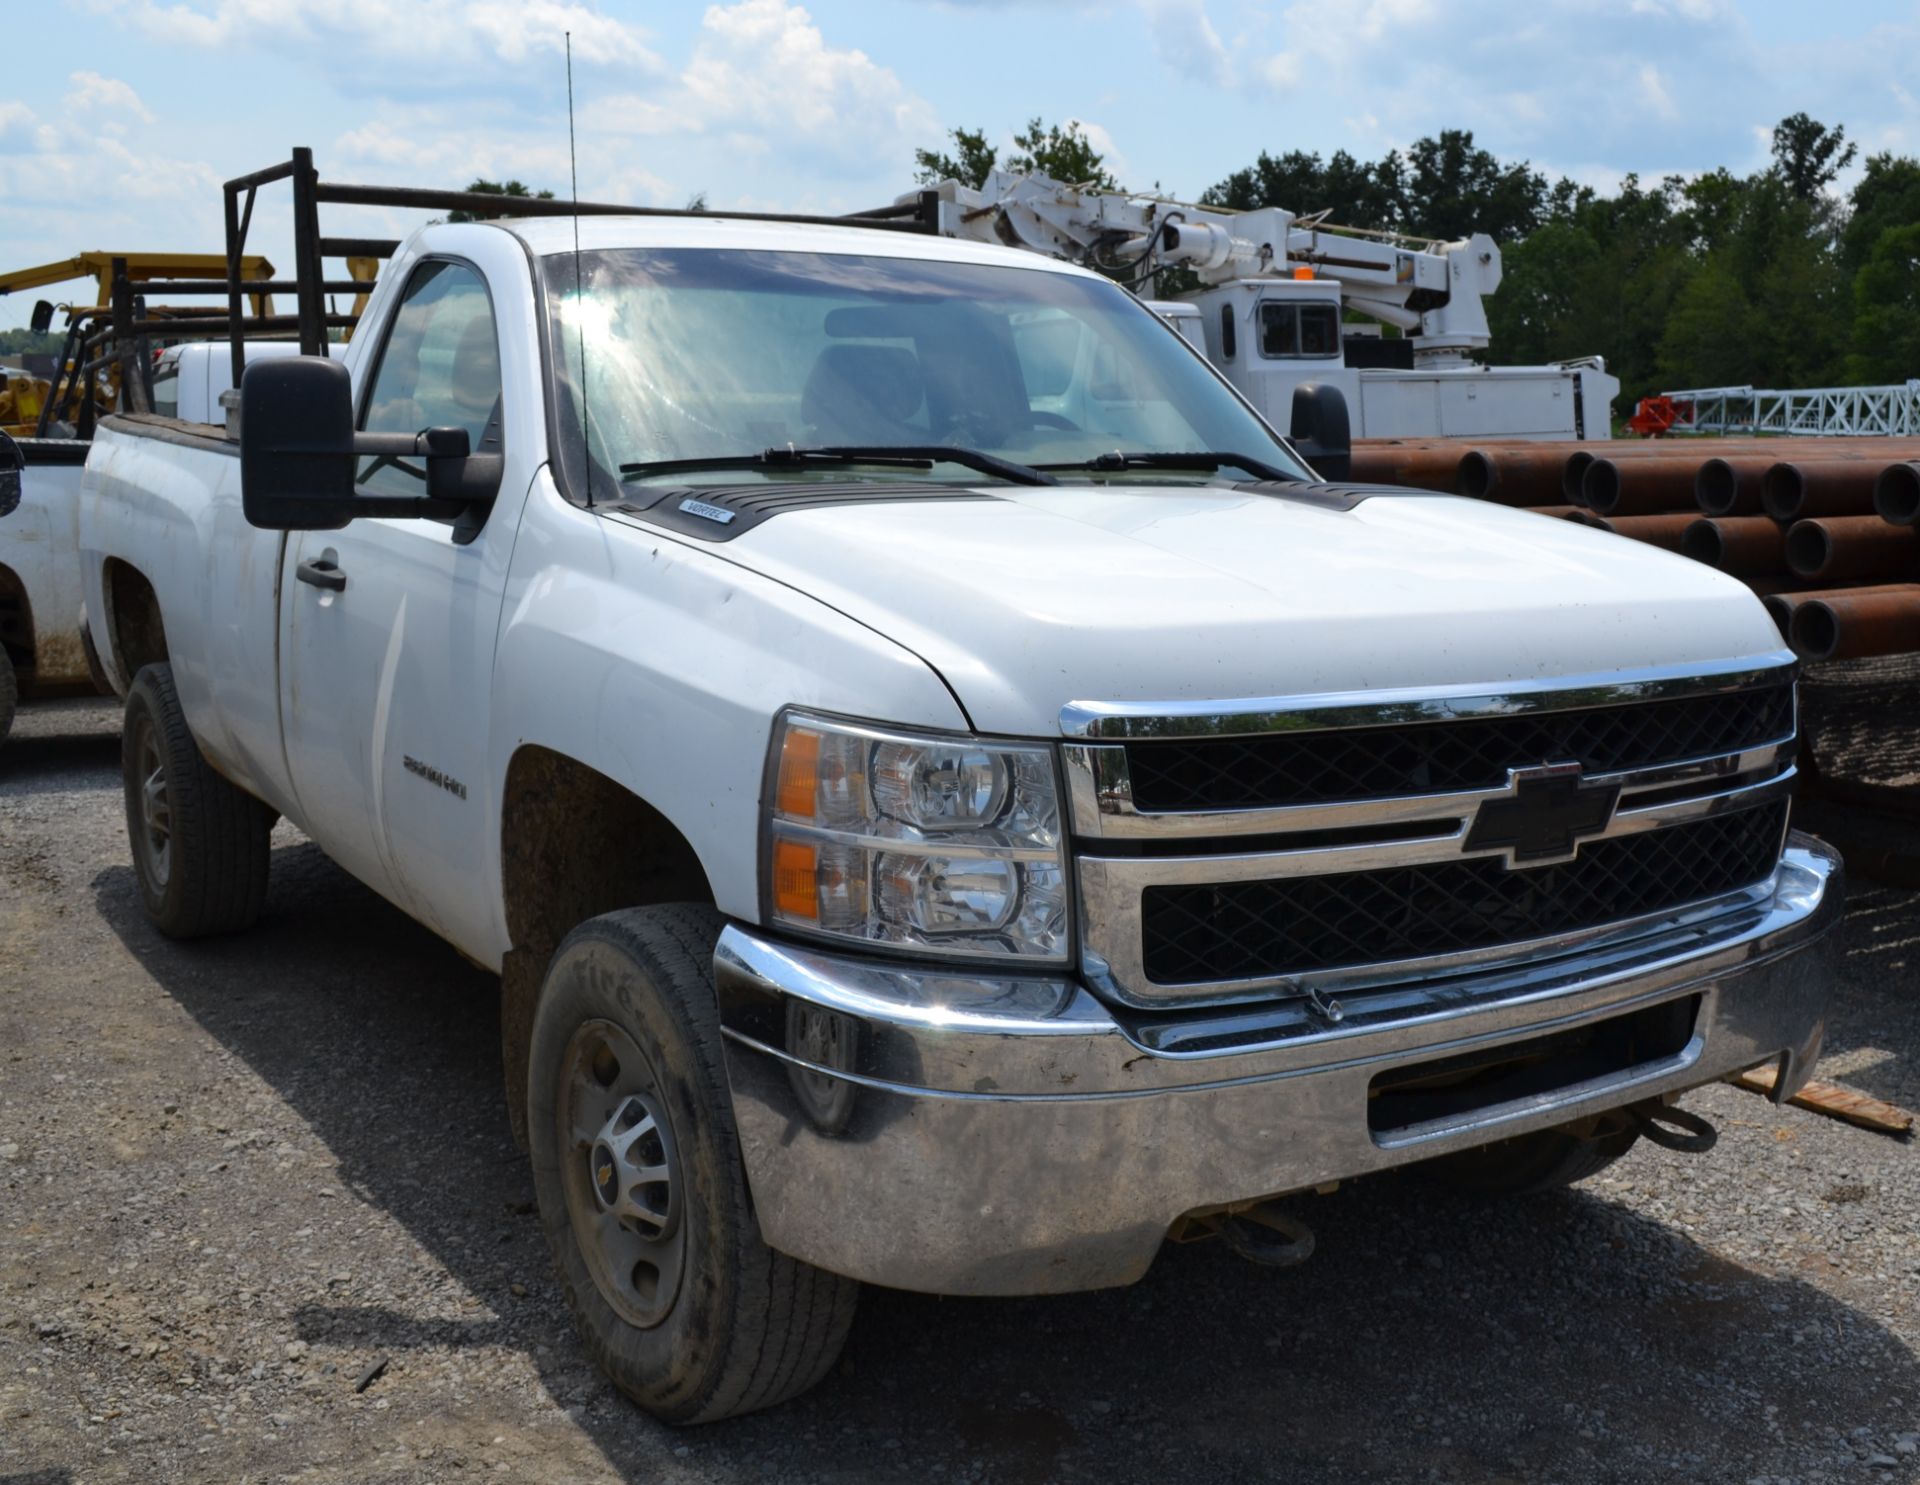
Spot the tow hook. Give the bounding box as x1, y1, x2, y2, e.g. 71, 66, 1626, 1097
1627, 1100, 1718, 1154
1215, 1203, 1317, 1269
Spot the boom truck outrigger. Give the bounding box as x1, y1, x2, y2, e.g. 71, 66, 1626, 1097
917, 169, 1618, 442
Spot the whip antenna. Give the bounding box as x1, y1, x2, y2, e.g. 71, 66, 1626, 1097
566, 30, 592, 508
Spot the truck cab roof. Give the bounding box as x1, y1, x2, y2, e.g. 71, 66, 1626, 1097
498, 213, 1107, 278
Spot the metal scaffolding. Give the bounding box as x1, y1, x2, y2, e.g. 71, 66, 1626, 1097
1660, 381, 1920, 437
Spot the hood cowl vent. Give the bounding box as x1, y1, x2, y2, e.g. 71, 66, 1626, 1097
1235, 480, 1426, 512
613, 481, 995, 542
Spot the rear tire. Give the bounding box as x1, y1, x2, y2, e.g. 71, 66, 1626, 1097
121, 663, 272, 938
0, 647, 15, 751
528, 905, 858, 1424
1423, 1126, 1640, 1196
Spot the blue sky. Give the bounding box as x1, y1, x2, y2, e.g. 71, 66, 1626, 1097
4, 0, 1920, 331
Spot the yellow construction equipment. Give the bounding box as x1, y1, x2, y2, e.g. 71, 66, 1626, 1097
1, 251, 280, 436
0, 251, 278, 317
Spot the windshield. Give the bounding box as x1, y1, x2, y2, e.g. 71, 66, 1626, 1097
542, 247, 1310, 499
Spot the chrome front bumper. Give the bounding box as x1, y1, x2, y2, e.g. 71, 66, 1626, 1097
716, 835, 1843, 1297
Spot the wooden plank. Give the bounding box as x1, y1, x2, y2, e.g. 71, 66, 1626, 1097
1731, 1066, 1915, 1135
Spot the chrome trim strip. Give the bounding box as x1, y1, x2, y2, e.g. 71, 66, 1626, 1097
1064, 737, 1794, 840
1058, 651, 1796, 739
772, 818, 1062, 863
1084, 770, 1790, 889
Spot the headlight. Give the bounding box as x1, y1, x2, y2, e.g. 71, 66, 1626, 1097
764, 713, 1068, 962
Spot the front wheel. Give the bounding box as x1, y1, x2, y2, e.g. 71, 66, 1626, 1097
528, 905, 858, 1424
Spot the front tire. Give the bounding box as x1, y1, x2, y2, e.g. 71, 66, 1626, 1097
528, 905, 858, 1424
121, 663, 272, 937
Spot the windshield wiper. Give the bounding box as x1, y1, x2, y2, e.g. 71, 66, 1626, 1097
1035, 450, 1298, 483
620, 445, 1056, 487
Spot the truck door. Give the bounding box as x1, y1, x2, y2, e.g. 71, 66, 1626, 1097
277, 257, 525, 953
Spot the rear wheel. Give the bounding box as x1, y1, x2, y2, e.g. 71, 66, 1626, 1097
528, 905, 858, 1424
1422, 1125, 1640, 1196
121, 663, 272, 937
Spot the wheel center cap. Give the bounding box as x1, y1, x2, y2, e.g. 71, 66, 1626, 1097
590, 1141, 620, 1210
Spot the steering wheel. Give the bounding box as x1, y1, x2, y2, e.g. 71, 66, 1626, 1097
1028, 410, 1081, 432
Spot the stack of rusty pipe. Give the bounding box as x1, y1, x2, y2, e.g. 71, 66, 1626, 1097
1345, 433, 1920, 662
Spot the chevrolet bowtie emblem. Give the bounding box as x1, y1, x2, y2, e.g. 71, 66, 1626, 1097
1464, 762, 1621, 869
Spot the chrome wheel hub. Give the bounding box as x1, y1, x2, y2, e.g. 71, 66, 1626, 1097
558, 1020, 686, 1328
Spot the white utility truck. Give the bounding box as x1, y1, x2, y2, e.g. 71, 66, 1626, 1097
78, 156, 1838, 1423
923, 169, 1619, 440
0, 344, 299, 748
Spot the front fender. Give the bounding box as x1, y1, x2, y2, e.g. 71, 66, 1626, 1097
488, 471, 969, 935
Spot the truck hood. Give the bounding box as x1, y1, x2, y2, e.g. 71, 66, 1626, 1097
628, 484, 1788, 737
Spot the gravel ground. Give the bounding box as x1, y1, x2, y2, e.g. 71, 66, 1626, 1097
3, 696, 1919, 1485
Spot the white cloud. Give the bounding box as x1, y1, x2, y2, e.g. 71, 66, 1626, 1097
1230, 0, 1768, 186
1637, 64, 1679, 123
1140, 0, 1229, 86
594, 0, 941, 179
0, 102, 55, 157
310, 0, 939, 222
93, 0, 662, 73
64, 71, 157, 124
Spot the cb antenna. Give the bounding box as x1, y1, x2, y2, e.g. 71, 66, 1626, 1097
566, 30, 592, 508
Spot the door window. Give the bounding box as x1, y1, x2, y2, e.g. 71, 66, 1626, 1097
150, 355, 180, 419
1258, 301, 1341, 360
357, 261, 502, 504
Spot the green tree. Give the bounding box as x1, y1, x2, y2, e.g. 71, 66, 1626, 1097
0, 328, 62, 356
1658, 261, 1760, 389
1843, 153, 1920, 272
1770, 113, 1856, 202
1400, 129, 1549, 242
1007, 118, 1116, 187
1848, 221, 1920, 383
1201, 147, 1404, 227
447, 178, 556, 223
914, 126, 998, 188
914, 118, 1116, 190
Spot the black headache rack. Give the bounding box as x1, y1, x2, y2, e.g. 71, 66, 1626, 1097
218, 146, 943, 389
47, 146, 939, 437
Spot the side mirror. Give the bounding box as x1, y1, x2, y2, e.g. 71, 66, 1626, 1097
29, 300, 54, 335
1290, 382, 1351, 483
242, 357, 357, 530
240, 356, 503, 535
0, 431, 22, 520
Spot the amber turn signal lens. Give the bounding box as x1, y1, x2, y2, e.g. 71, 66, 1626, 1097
772, 838, 819, 920
776, 728, 820, 819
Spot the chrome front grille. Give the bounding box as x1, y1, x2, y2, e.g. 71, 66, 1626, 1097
1064, 656, 1800, 1007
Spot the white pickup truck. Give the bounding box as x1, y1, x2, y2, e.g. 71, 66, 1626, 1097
79, 209, 1841, 1423
2, 431, 93, 744
0, 345, 297, 748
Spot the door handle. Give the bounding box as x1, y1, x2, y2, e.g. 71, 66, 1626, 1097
296, 557, 346, 592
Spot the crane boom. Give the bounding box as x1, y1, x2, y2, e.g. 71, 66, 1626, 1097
923, 169, 1500, 362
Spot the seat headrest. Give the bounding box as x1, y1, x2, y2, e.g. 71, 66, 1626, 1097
800, 343, 925, 437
